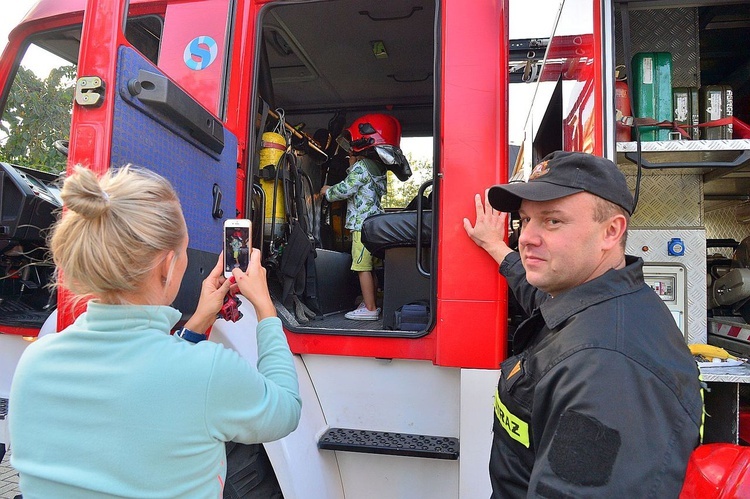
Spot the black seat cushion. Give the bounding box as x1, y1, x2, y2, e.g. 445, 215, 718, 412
361, 211, 432, 259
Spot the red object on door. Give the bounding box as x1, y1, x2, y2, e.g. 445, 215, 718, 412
615, 79, 631, 142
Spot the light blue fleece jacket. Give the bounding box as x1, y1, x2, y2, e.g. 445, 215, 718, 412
9, 302, 301, 498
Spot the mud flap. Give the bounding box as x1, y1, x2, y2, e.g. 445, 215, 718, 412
224, 442, 283, 499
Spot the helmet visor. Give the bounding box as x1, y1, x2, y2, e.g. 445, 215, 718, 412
374, 145, 399, 165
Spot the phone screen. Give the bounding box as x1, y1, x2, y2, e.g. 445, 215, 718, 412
224, 225, 250, 275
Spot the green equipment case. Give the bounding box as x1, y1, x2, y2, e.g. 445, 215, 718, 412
632, 52, 673, 141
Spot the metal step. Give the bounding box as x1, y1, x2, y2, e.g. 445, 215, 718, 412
0, 300, 52, 328
318, 428, 459, 460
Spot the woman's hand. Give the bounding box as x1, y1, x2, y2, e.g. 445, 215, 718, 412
184, 253, 232, 333
232, 248, 276, 321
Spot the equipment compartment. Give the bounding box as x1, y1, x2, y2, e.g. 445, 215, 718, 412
614, 2, 750, 147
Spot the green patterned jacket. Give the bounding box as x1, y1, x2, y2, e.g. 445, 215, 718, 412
325, 158, 387, 230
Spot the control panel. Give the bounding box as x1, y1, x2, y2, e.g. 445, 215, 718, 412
626, 229, 705, 344
0, 162, 61, 242
644, 264, 686, 333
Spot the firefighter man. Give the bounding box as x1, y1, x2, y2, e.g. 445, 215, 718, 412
464, 151, 702, 498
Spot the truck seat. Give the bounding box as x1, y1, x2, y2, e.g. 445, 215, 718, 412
361, 211, 431, 330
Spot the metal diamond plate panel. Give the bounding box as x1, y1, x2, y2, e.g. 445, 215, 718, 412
706, 207, 750, 241
618, 139, 750, 153
615, 8, 699, 88
706, 207, 750, 257
626, 174, 703, 227
627, 229, 706, 344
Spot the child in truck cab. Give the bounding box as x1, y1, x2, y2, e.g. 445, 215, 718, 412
8, 164, 301, 497
320, 114, 405, 321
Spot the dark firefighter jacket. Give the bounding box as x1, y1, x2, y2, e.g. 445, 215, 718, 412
490, 253, 703, 498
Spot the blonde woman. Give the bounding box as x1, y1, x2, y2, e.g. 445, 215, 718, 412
9, 165, 301, 497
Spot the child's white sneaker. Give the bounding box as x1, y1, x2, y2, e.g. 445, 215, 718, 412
345, 302, 380, 321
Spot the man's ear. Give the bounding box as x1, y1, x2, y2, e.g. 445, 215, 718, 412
602, 215, 628, 250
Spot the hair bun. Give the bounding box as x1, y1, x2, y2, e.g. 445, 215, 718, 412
60, 165, 112, 219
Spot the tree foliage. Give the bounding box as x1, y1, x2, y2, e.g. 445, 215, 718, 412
0, 64, 75, 174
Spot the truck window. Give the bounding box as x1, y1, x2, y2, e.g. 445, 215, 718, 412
252, 0, 437, 336
387, 136, 433, 209
0, 34, 76, 174
0, 16, 163, 174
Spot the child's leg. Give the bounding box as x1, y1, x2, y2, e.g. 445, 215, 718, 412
358, 271, 377, 311
350, 230, 379, 313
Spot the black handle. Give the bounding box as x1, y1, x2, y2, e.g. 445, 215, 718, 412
416, 180, 433, 278
211, 184, 223, 219
359, 6, 423, 21
129, 70, 224, 153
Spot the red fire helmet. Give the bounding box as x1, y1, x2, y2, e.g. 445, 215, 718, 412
337, 114, 402, 153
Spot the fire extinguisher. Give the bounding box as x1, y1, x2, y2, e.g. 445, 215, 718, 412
615, 65, 632, 142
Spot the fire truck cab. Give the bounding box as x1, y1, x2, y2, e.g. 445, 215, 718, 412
0, 0, 509, 496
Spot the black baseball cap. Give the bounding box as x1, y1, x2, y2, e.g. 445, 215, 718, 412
488, 151, 634, 214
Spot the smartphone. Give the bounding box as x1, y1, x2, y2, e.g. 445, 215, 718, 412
224, 219, 251, 278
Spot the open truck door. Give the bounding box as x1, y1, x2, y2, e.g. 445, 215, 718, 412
61, 0, 238, 328
0, 0, 238, 470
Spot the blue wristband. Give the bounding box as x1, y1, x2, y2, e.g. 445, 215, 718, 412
175, 327, 207, 344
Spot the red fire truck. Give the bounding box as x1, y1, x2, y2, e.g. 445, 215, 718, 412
2, 0, 749, 495
0, 0, 508, 496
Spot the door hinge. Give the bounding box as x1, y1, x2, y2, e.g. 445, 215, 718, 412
75, 76, 105, 107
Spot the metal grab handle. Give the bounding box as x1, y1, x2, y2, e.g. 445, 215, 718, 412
416, 180, 433, 278
624, 149, 750, 169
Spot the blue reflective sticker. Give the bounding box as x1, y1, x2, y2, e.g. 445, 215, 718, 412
183, 36, 218, 70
